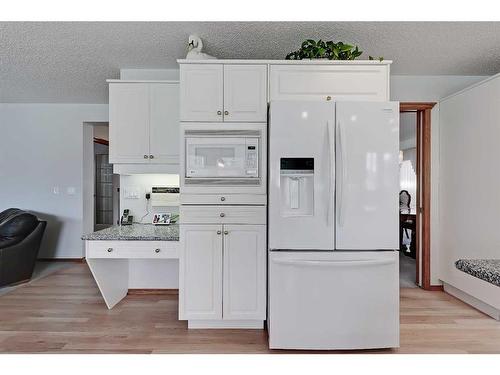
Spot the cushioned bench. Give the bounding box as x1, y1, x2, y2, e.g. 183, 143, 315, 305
455, 259, 500, 287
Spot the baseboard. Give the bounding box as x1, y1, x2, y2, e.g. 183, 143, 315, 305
443, 282, 500, 320
427, 285, 444, 291
38, 258, 86, 263
187, 320, 264, 329
127, 289, 179, 295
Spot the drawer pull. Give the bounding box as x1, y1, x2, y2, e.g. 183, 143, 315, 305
220, 213, 225, 217
217, 110, 222, 115
224, 110, 229, 115
217, 230, 222, 235
220, 196, 226, 201
107, 248, 113, 253
224, 230, 229, 235
326, 95, 332, 101
154, 248, 161, 253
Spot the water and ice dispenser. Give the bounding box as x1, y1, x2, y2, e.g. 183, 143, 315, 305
280, 158, 314, 217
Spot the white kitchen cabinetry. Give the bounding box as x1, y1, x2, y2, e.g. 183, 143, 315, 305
108, 81, 179, 166
179, 225, 223, 320
180, 64, 267, 122
179, 222, 266, 326
269, 64, 390, 102
223, 65, 267, 122
109, 83, 150, 163
223, 225, 266, 320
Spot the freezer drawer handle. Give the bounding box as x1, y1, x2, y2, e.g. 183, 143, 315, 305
273, 259, 395, 267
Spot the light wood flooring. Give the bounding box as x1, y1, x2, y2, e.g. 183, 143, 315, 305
0, 263, 499, 354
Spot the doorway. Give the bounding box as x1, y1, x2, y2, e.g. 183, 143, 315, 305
82, 123, 120, 236
399, 103, 435, 290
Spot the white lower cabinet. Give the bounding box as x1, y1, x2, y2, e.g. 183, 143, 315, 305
179, 223, 266, 325
179, 225, 223, 320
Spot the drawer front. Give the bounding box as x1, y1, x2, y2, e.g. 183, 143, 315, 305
86, 241, 179, 259
180, 194, 267, 205
269, 65, 389, 102
180, 206, 266, 224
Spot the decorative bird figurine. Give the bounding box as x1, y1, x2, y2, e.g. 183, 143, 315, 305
186, 35, 216, 60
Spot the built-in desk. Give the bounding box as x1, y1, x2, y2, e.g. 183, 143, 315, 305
82, 224, 179, 309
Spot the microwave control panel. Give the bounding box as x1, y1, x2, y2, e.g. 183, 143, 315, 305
246, 138, 259, 176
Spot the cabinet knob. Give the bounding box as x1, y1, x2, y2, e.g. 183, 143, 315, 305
326, 96, 332, 101
149, 155, 154, 159
217, 230, 222, 235
155, 248, 161, 253
144, 155, 149, 159
219, 213, 225, 217
224, 230, 229, 235
217, 110, 222, 115
220, 196, 226, 202
107, 248, 113, 253
224, 110, 229, 115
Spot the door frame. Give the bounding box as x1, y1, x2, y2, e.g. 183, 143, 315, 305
400, 102, 436, 290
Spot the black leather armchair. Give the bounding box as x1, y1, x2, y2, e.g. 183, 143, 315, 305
0, 208, 46, 287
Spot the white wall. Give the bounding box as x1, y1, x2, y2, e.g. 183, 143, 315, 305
119, 174, 179, 223
0, 104, 108, 258
439, 75, 500, 284
391, 75, 486, 285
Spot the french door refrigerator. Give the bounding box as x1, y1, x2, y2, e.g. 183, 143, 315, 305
268, 100, 400, 350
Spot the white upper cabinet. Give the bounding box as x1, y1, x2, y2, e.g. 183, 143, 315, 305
149, 83, 180, 164
109, 83, 150, 163
269, 64, 390, 102
109, 81, 179, 165
223, 225, 266, 320
223, 65, 268, 122
180, 63, 268, 122
180, 64, 224, 122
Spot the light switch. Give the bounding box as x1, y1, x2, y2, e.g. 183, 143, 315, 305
53, 186, 60, 195
67, 187, 76, 195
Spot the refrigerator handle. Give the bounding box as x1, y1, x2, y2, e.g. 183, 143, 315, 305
326, 120, 333, 224
337, 120, 347, 227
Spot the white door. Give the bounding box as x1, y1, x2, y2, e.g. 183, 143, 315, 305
149, 83, 180, 164
109, 83, 150, 163
222, 225, 266, 320
269, 101, 335, 250
268, 251, 399, 350
335, 102, 399, 250
179, 224, 223, 320
223, 65, 267, 122
180, 64, 223, 122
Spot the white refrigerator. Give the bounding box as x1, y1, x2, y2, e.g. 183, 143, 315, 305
268, 100, 400, 350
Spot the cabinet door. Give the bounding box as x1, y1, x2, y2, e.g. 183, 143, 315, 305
149, 83, 180, 164
179, 224, 223, 320
269, 65, 389, 102
223, 225, 266, 320
223, 65, 268, 122
109, 83, 150, 163
180, 64, 223, 122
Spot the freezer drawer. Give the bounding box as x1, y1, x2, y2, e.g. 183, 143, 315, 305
268, 251, 399, 350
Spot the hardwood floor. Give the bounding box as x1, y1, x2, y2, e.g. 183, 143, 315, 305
0, 263, 499, 354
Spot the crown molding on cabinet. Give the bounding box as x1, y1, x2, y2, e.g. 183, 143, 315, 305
177, 59, 392, 65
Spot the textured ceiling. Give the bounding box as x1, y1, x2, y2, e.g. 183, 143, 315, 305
1, 22, 500, 103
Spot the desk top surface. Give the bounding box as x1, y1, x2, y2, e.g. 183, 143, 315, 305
82, 224, 179, 241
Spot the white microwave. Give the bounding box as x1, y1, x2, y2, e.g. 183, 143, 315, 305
180, 123, 267, 197
186, 136, 259, 178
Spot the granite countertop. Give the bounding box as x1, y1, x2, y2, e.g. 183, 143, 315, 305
455, 259, 500, 287
81, 224, 179, 241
